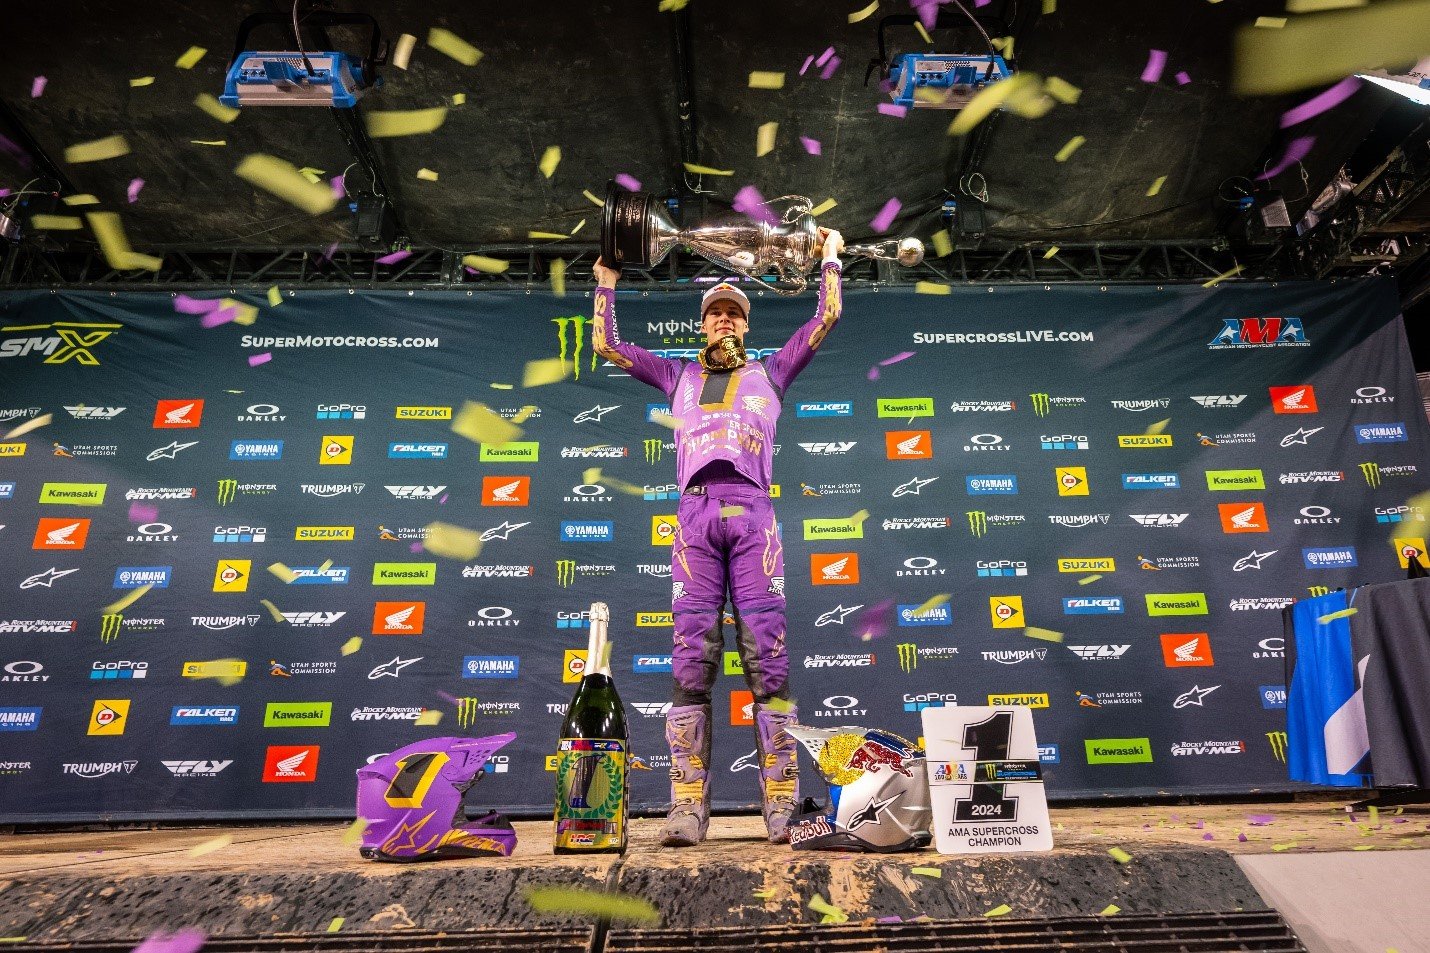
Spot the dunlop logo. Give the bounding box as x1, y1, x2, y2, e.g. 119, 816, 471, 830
552, 316, 596, 380
897, 643, 918, 673
456, 697, 480, 729
1359, 462, 1381, 487
643, 438, 663, 464
966, 511, 988, 538
1266, 730, 1288, 764
217, 479, 237, 506
556, 560, 576, 588
100, 613, 123, 644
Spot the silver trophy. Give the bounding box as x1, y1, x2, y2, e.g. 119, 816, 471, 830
601, 184, 924, 295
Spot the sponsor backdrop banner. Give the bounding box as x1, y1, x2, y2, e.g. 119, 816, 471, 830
0, 279, 1425, 821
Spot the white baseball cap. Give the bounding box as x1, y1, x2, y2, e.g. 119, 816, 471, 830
700, 282, 750, 319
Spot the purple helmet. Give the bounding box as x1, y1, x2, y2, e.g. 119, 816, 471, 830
356, 734, 518, 861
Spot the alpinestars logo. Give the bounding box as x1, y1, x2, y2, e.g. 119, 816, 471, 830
1234, 550, 1278, 571
815, 604, 863, 626
21, 567, 79, 589
1280, 426, 1324, 447
1208, 317, 1309, 349
892, 476, 938, 497
147, 440, 199, 461
574, 404, 619, 423
480, 521, 529, 541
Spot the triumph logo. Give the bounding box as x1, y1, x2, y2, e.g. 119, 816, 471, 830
982, 648, 1047, 665
192, 615, 262, 631
61, 760, 138, 778
1110, 398, 1170, 412
1048, 514, 1110, 528
300, 483, 365, 498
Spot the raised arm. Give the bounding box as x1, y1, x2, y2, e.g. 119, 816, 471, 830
764, 229, 845, 393
591, 257, 682, 396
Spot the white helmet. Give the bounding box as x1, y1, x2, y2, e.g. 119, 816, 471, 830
785, 725, 932, 853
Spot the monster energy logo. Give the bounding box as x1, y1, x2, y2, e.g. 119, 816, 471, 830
1307, 586, 1330, 598
456, 697, 480, 729
966, 511, 988, 538
552, 316, 596, 380
1029, 393, 1051, 417
643, 439, 663, 464
217, 479, 237, 506
1359, 462, 1381, 487
556, 560, 576, 588
100, 614, 123, 643
1266, 730, 1288, 764
897, 643, 918, 672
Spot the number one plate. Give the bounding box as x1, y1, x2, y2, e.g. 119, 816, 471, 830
921, 706, 1054, 853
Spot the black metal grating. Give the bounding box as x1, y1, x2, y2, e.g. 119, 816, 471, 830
606, 911, 1307, 953
0, 929, 592, 953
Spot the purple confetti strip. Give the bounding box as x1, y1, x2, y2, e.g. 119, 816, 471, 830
852, 598, 897, 640
409, 541, 423, 553
733, 184, 778, 226
614, 173, 642, 192
127, 177, 145, 203
1237, 832, 1248, 842
128, 502, 158, 523
799, 55, 815, 76
321, 241, 340, 262
376, 250, 412, 265
1141, 49, 1167, 84
0, 132, 33, 168
878, 103, 909, 118
800, 136, 822, 155
912, 0, 940, 30
867, 366, 880, 381
1247, 814, 1276, 825
247, 352, 272, 367
820, 55, 842, 80
174, 294, 221, 315
439, 493, 449, 505
1281, 76, 1360, 128
131, 928, 208, 953
975, 0, 990, 6
1193, 820, 1205, 829
870, 197, 902, 233
879, 350, 916, 366
200, 306, 238, 329
0, 189, 9, 199
31, 76, 47, 98
876, 917, 904, 924
464, 265, 479, 275
1202, 832, 1215, 840
1175, 71, 1191, 86
816, 46, 836, 67
330, 174, 346, 199
1257, 135, 1315, 181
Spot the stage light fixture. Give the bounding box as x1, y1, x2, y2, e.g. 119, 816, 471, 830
219, 10, 384, 108
1357, 58, 1430, 107
888, 53, 1013, 110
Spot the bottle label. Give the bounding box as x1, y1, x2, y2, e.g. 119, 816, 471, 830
553, 738, 627, 850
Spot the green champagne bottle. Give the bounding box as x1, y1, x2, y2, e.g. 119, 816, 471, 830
553, 601, 629, 854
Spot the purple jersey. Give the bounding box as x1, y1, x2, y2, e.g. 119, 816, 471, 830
593, 262, 843, 490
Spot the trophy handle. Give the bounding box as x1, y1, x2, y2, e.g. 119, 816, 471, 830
766, 195, 814, 224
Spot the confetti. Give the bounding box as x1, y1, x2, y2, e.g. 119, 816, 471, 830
377, 250, 413, 265
756, 121, 778, 157
175, 46, 207, 69
766, 697, 794, 713
490, 382, 513, 390
1255, 16, 1288, 27
415, 710, 443, 726
528, 231, 569, 240
267, 562, 298, 583
1024, 626, 1065, 643
800, 136, 822, 155
1141, 49, 1168, 83
1271, 842, 1298, 851
393, 33, 418, 69
132, 929, 207, 953
912, 593, 951, 615
326, 918, 345, 933
125, 177, 145, 203
61, 194, 100, 206
1201, 264, 1244, 288
925, 229, 952, 258
1247, 814, 1276, 825
297, 166, 325, 184
30, 76, 47, 98
1176, 71, 1191, 85
914, 20, 934, 44
521, 357, 571, 388
734, 185, 778, 226
130, 76, 155, 87
1146, 175, 1168, 197
539, 146, 562, 179
870, 197, 901, 233
451, 93, 467, 106
191, 140, 227, 147
809, 198, 838, 217
948, 72, 1032, 135
911, 867, 942, 877
195, 93, 239, 123
1043, 0, 1055, 10
1258, 135, 1315, 180
551, 257, 567, 297
800, 54, 815, 76
235, 154, 339, 215
1317, 607, 1358, 623
983, 904, 1012, 917
1099, 904, 1121, 916
423, 522, 484, 561
1287, 0, 1366, 9
258, 599, 284, 623
915, 281, 950, 295
1043, 76, 1081, 104
1044, 246, 1060, 258
1234, 1, 1430, 95
365, 107, 449, 138
878, 103, 909, 119
659, 0, 690, 10
1078, 574, 1103, 585
808, 894, 848, 924
1282, 77, 1361, 127
820, 57, 843, 79
64, 135, 130, 164
416, 168, 439, 181
428, 27, 483, 66
848, 0, 880, 22
87, 212, 162, 271
748, 71, 786, 90
1238, 832, 1248, 842
188, 834, 233, 857
463, 254, 509, 274
128, 502, 158, 523
1108, 847, 1133, 864
1055, 135, 1086, 162
1, 412, 51, 441
341, 818, 370, 846
527, 886, 660, 923
752, 888, 777, 900
341, 637, 363, 656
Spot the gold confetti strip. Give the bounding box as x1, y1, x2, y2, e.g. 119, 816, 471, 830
984, 904, 1012, 918
1144, 416, 1172, 435
683, 162, 735, 176
64, 134, 130, 164
453, 400, 522, 446
340, 818, 370, 846
326, 918, 345, 933
748, 71, 786, 89
551, 257, 567, 297
756, 121, 778, 157
30, 215, 83, 230
1108, 847, 1134, 864
1099, 904, 1121, 916
427, 27, 483, 66
297, 166, 325, 184
539, 146, 562, 179
216, 297, 259, 326
1255, 15, 1288, 26
1286, 0, 1366, 10
659, 0, 690, 9
452, 93, 467, 106
911, 867, 942, 878
1025, 626, 1064, 643
3, 413, 52, 440
569, 219, 587, 235
1045, 77, 1081, 104
340, 637, 363, 656
259, 599, 284, 623
191, 140, 227, 146
948, 73, 1029, 135
415, 710, 443, 726
61, 194, 99, 206
1043, 0, 1055, 11
915, 281, 951, 295
849, 0, 880, 22
1055, 135, 1086, 162
850, 509, 871, 524
808, 893, 848, 924
1044, 246, 1060, 258
766, 697, 794, 713
416, 168, 439, 181
423, 522, 484, 561
752, 888, 777, 900
102, 583, 152, 615
720, 505, 746, 517
1078, 574, 1103, 585
195, 93, 239, 123
463, 254, 510, 274
393, 33, 418, 69
235, 154, 339, 215
914, 20, 934, 44
1234, 0, 1430, 94
87, 212, 162, 271
929, 229, 953, 257
175, 46, 207, 69
1317, 608, 1358, 623
913, 593, 952, 615
522, 357, 570, 388
511, 405, 540, 424
582, 189, 606, 207
528, 231, 569, 240
1147, 176, 1168, 197
130, 76, 155, 87
1202, 264, 1245, 288
188, 834, 233, 857
366, 107, 449, 138
809, 197, 837, 217
1002, 75, 1056, 119
991, 36, 1016, 58
267, 286, 283, 307
489, 382, 514, 390
526, 887, 660, 923
267, 562, 298, 584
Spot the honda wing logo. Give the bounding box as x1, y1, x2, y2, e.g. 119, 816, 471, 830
384, 605, 417, 629
821, 557, 850, 580
490, 479, 522, 503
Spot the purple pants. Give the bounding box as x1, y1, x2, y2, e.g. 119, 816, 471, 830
670, 481, 789, 706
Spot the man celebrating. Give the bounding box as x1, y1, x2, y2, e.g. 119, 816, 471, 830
590, 226, 845, 846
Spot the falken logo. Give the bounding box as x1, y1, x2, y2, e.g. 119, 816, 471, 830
1048, 514, 1110, 528
796, 401, 853, 417
1122, 473, 1180, 490
1190, 395, 1247, 407
799, 441, 857, 455
633, 655, 674, 673
1355, 423, 1408, 444
1303, 547, 1357, 569
170, 707, 239, 726
1208, 317, 1309, 349
388, 443, 448, 459
1063, 597, 1124, 615
65, 405, 126, 419
1130, 513, 1188, 527
966, 475, 1017, 495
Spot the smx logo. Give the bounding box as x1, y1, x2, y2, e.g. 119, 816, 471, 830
0, 322, 122, 364
1209, 317, 1309, 349
552, 316, 597, 380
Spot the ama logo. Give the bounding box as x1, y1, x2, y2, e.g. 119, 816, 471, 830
1208, 317, 1309, 350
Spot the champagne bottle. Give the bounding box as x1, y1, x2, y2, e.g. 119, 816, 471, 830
553, 601, 630, 854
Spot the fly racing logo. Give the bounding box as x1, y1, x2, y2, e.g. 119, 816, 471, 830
1130, 513, 1188, 527
633, 702, 672, 717
1190, 395, 1247, 408
162, 760, 233, 777
1234, 549, 1278, 571
64, 405, 126, 419
893, 476, 938, 497
280, 611, 346, 628
815, 604, 864, 626
1066, 645, 1131, 660
1280, 426, 1324, 447
799, 441, 857, 455
574, 404, 619, 423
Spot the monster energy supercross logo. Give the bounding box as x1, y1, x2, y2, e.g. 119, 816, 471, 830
1029, 393, 1051, 417
217, 479, 237, 506
552, 317, 597, 380
100, 614, 123, 643
456, 697, 480, 729
897, 643, 918, 672
1359, 462, 1381, 487
966, 511, 988, 538
644, 439, 664, 464
1265, 730, 1288, 764
1306, 586, 1330, 598
556, 560, 576, 588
